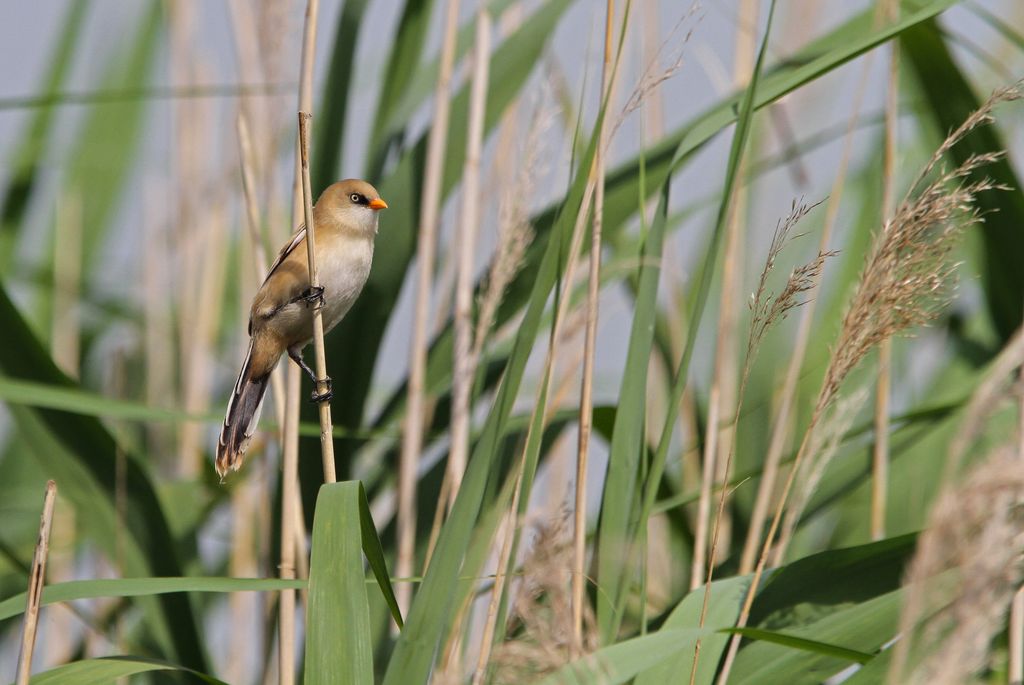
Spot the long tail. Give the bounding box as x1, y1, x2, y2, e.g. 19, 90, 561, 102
216, 341, 270, 477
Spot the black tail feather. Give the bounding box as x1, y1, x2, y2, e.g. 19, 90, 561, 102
216, 343, 269, 477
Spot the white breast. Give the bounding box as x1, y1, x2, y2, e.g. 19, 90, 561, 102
318, 234, 374, 334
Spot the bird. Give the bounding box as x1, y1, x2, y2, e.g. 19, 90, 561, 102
215, 179, 387, 477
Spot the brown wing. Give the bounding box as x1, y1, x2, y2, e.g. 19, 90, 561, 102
263, 225, 306, 287
248, 226, 308, 335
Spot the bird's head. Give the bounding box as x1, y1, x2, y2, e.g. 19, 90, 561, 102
317, 179, 388, 235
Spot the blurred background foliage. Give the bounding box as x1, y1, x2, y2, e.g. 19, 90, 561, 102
0, 0, 1023, 683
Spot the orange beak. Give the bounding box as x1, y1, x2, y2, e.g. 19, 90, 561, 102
368, 198, 388, 211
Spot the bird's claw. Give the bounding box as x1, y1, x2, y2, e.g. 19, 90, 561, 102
301, 285, 325, 309
310, 376, 333, 404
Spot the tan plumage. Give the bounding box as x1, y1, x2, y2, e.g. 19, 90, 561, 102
216, 179, 387, 477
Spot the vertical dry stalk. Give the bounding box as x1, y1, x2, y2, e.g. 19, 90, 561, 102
497, 161, 595, 666
873, 0, 901, 542
297, 112, 337, 483
694, 0, 759, 590
277, 366, 301, 685
448, 8, 492, 511
717, 89, 1017, 685
51, 190, 82, 378
277, 2, 320, 682
292, 0, 320, 227
888, 447, 1024, 684
573, 0, 617, 654
1013, 321, 1024, 685
691, 384, 722, 591
16, 480, 57, 685
237, 110, 300, 680
398, 0, 462, 615
169, 0, 210, 477
691, 200, 831, 684
738, 45, 877, 574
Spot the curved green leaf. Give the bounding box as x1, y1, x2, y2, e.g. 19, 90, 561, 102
636, 575, 754, 685
722, 627, 874, 664
304, 482, 374, 685
0, 577, 305, 623
19, 656, 227, 685
532, 629, 710, 685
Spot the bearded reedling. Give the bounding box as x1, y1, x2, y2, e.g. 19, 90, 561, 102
215, 179, 387, 476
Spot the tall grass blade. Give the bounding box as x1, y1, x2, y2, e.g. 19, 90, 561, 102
635, 576, 753, 685
595, 138, 670, 641
16, 656, 228, 685
0, 577, 306, 622
304, 482, 374, 685
721, 628, 874, 664
629, 0, 776, 646
532, 628, 710, 685
356, 481, 404, 628
729, 591, 902, 684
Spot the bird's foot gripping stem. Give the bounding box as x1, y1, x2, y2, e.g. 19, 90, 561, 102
287, 347, 333, 404
300, 285, 325, 309
310, 376, 333, 404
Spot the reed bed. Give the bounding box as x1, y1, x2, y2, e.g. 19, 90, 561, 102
1, 2, 1023, 684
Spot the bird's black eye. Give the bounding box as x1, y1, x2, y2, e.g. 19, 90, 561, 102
350, 193, 363, 204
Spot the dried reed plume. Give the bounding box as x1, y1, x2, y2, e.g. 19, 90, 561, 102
718, 84, 1020, 685
821, 83, 1019, 415
490, 515, 598, 684
692, 198, 832, 679
611, 2, 701, 141
888, 446, 1024, 684
746, 198, 833, 359
821, 168, 999, 412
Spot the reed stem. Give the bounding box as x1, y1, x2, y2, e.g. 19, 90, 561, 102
298, 112, 337, 483
573, 0, 616, 654
872, 0, 900, 542
448, 7, 491, 512
16, 480, 57, 685
398, 0, 462, 615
